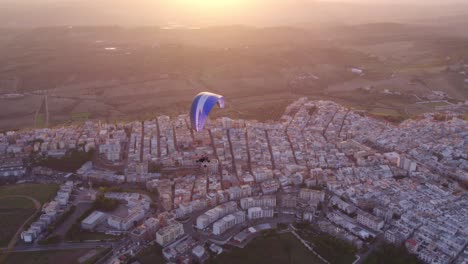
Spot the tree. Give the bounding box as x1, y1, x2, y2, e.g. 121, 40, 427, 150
149, 162, 162, 173
94, 195, 119, 212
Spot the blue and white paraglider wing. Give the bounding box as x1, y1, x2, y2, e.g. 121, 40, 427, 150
190, 92, 225, 132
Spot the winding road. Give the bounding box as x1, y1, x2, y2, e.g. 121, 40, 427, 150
0, 195, 41, 264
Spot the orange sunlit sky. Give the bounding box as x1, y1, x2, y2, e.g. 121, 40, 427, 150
0, 0, 467, 27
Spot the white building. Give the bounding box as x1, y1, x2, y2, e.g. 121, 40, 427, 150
20, 231, 35, 243
81, 211, 107, 230
213, 211, 246, 235
357, 210, 384, 231
107, 208, 146, 231
196, 201, 237, 230
247, 207, 274, 220
240, 195, 276, 210
261, 179, 280, 194
299, 189, 325, 206
155, 220, 185, 246
99, 139, 121, 162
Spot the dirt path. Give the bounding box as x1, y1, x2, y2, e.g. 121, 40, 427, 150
0, 195, 41, 264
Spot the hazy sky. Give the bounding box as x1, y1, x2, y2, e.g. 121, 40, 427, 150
0, 0, 467, 27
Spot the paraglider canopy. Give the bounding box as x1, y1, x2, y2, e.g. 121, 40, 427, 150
190, 92, 225, 132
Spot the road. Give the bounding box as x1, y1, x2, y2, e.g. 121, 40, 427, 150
0, 195, 41, 263
1, 241, 114, 253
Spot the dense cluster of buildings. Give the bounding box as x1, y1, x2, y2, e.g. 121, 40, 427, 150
196, 201, 237, 230
3, 97, 467, 264
81, 192, 150, 232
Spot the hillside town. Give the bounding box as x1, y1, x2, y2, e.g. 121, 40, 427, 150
0, 98, 466, 264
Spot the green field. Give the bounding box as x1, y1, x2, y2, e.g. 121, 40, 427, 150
3, 249, 104, 264
363, 243, 419, 264
210, 232, 325, 264
0, 184, 59, 204
368, 107, 402, 117
0, 197, 36, 247
37, 149, 94, 173
421, 101, 451, 108
133, 243, 166, 264
35, 114, 45, 127
0, 184, 59, 247
297, 228, 358, 264
70, 112, 90, 121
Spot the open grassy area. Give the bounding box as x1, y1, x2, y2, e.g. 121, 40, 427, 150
210, 232, 325, 264
363, 243, 419, 264
0, 184, 59, 247
297, 228, 358, 264
37, 149, 94, 173
3, 249, 104, 264
420, 101, 451, 108
0, 196, 35, 209
35, 114, 45, 127
368, 107, 402, 117
0, 196, 36, 247
70, 112, 90, 121
132, 243, 166, 264
0, 183, 59, 204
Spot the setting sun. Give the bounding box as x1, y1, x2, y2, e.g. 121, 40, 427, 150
175, 0, 249, 10
164, 0, 254, 25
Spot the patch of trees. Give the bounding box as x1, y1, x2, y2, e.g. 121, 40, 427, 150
308, 106, 317, 116
97, 186, 122, 193
381, 115, 406, 124
432, 152, 444, 162
277, 223, 288, 230
461, 180, 468, 190
37, 149, 94, 172
433, 113, 452, 122
0, 177, 18, 186
394, 175, 407, 180
94, 195, 119, 212
149, 162, 162, 173
28, 138, 44, 145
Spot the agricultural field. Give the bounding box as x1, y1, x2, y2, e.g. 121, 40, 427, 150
0, 26, 467, 131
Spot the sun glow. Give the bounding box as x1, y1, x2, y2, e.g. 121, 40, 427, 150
173, 0, 249, 16
165, 0, 254, 25
175, 0, 249, 11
